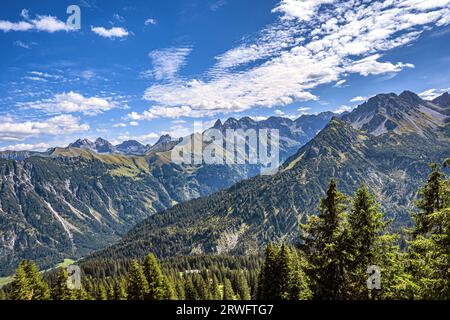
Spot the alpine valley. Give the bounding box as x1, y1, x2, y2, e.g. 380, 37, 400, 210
0, 112, 333, 275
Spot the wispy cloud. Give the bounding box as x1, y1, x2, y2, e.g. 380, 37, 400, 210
419, 87, 450, 100
137, 0, 449, 119
145, 47, 192, 81
20, 92, 119, 116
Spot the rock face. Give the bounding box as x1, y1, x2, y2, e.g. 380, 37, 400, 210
0, 114, 334, 275
341, 91, 449, 136
85, 91, 450, 263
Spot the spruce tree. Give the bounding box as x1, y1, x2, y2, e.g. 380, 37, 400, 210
406, 161, 450, 299
51, 268, 74, 300
11, 261, 32, 300
300, 178, 349, 299
127, 260, 148, 300
346, 183, 401, 299
143, 253, 165, 300
257, 242, 278, 299
223, 278, 235, 300
24, 260, 50, 300
233, 271, 251, 300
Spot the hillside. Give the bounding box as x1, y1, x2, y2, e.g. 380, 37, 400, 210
0, 114, 332, 275
84, 91, 450, 262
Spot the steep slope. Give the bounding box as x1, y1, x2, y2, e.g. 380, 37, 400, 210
86, 96, 450, 262
342, 91, 448, 136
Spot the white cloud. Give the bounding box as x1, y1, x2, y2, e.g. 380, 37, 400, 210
129, 121, 139, 126
0, 142, 50, 152
146, 47, 192, 80
141, 0, 449, 118
116, 132, 159, 145
91, 26, 129, 38
272, 0, 335, 21
334, 105, 354, 114
350, 96, 368, 103
419, 87, 450, 100
128, 105, 193, 120
113, 122, 128, 128
0, 115, 89, 142
346, 54, 414, 77
333, 79, 346, 87
144, 18, 157, 25
21, 92, 118, 116
0, 13, 75, 33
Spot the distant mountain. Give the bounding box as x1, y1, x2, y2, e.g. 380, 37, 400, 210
342, 91, 448, 136
68, 138, 117, 154
85, 90, 450, 263
116, 140, 147, 155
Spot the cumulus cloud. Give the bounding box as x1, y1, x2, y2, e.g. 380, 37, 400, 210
0, 142, 50, 152
272, 0, 335, 21
20, 92, 118, 116
0, 12, 75, 33
91, 26, 129, 38
138, 0, 449, 119
0, 115, 89, 142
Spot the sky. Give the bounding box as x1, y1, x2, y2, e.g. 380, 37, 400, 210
0, 0, 450, 151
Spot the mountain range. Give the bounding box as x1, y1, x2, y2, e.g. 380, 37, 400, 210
84, 91, 450, 263
0, 111, 333, 275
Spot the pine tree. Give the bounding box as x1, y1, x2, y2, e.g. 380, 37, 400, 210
257, 242, 278, 299
163, 276, 177, 300
300, 178, 350, 299
113, 279, 128, 300
415, 163, 444, 234
51, 268, 74, 300
97, 282, 108, 300
11, 261, 32, 300
211, 274, 222, 300
127, 260, 148, 300
233, 271, 251, 300
406, 161, 450, 299
24, 260, 50, 300
223, 278, 235, 300
143, 253, 165, 300
346, 183, 401, 299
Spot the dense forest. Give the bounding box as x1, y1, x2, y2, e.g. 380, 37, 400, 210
1, 160, 448, 300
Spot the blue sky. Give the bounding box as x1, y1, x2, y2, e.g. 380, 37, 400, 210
0, 0, 450, 151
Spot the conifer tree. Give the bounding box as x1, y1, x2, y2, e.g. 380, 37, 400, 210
223, 278, 235, 300
11, 261, 32, 300
143, 253, 165, 300
233, 271, 251, 300
114, 279, 128, 300
256, 242, 278, 299
51, 268, 75, 300
127, 260, 148, 300
24, 260, 50, 300
211, 274, 222, 300
406, 161, 450, 299
300, 178, 350, 299
346, 183, 401, 299
415, 163, 444, 234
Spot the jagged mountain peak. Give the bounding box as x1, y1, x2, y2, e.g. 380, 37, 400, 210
432, 92, 450, 108
342, 90, 447, 136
